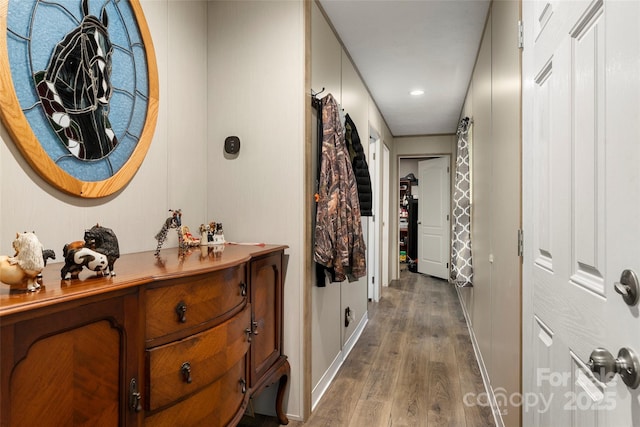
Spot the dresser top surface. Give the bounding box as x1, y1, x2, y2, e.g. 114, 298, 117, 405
0, 244, 286, 317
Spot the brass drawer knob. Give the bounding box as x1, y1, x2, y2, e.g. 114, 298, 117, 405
181, 362, 192, 384
175, 301, 187, 323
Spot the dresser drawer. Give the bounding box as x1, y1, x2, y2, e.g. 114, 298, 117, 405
145, 264, 246, 342
146, 304, 251, 411
145, 356, 248, 427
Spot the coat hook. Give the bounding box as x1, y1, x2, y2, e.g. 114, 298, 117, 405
311, 87, 325, 98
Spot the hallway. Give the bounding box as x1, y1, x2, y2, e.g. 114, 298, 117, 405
241, 269, 495, 426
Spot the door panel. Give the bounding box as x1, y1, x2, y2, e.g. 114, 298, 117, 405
569, 351, 608, 427
250, 253, 282, 385
570, 4, 605, 299
417, 157, 450, 279
11, 321, 120, 427
532, 316, 553, 427
523, 1, 640, 425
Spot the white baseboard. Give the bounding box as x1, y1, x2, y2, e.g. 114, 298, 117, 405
342, 311, 368, 360
311, 312, 368, 411
455, 288, 505, 427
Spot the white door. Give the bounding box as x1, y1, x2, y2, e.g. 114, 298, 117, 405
523, 1, 640, 426
417, 157, 450, 279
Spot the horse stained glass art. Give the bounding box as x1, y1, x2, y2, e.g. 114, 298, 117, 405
0, 0, 158, 197
34, 0, 118, 161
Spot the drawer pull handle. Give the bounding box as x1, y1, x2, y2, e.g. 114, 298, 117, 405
240, 282, 247, 297
181, 362, 193, 384
240, 378, 247, 394
245, 327, 252, 342
175, 301, 187, 323
252, 321, 259, 336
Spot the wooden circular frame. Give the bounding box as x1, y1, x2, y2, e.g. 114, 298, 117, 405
0, 0, 159, 198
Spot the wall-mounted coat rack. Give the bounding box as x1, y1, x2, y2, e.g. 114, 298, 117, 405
311, 88, 326, 197
311, 87, 325, 109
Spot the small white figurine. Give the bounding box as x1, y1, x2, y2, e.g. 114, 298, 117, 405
0, 232, 45, 292
199, 221, 225, 246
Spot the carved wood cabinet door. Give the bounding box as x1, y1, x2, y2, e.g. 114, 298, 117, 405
249, 252, 283, 385
0, 290, 141, 427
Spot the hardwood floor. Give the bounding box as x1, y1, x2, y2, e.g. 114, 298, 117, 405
239, 269, 495, 427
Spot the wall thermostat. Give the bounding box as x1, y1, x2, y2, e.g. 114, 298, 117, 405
224, 136, 241, 154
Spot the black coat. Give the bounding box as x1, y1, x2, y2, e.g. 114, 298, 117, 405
344, 114, 373, 216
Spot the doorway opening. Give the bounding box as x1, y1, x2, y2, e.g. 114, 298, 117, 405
368, 129, 391, 302
398, 155, 451, 280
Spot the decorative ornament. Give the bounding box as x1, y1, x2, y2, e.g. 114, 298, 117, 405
0, 0, 158, 197
84, 224, 120, 276
154, 209, 182, 256
61, 241, 109, 280
58, 223, 119, 280
199, 221, 225, 246
0, 232, 45, 292
179, 226, 201, 248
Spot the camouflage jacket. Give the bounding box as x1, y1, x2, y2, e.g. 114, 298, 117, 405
314, 94, 366, 283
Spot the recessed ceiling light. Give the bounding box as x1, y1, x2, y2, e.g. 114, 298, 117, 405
410, 90, 424, 96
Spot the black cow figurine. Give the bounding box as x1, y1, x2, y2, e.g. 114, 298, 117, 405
84, 224, 120, 276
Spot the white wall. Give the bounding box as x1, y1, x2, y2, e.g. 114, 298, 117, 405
206, 0, 306, 419
458, 2, 521, 427
310, 2, 343, 396
399, 158, 421, 179
338, 53, 369, 352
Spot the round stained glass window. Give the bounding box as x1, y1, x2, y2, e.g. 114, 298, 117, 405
0, 0, 158, 197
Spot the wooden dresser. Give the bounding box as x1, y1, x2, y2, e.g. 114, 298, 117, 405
0, 244, 290, 427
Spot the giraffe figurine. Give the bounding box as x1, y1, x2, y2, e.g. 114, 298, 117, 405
154, 209, 182, 256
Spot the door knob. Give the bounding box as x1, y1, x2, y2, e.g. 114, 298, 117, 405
614, 269, 639, 306
588, 347, 640, 389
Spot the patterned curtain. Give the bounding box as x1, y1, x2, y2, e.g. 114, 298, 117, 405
451, 117, 473, 287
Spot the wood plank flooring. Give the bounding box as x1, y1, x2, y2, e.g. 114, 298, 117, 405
239, 269, 495, 427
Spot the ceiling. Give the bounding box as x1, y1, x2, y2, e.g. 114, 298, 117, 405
318, 0, 490, 136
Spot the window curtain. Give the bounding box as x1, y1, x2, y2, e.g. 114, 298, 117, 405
451, 117, 473, 287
